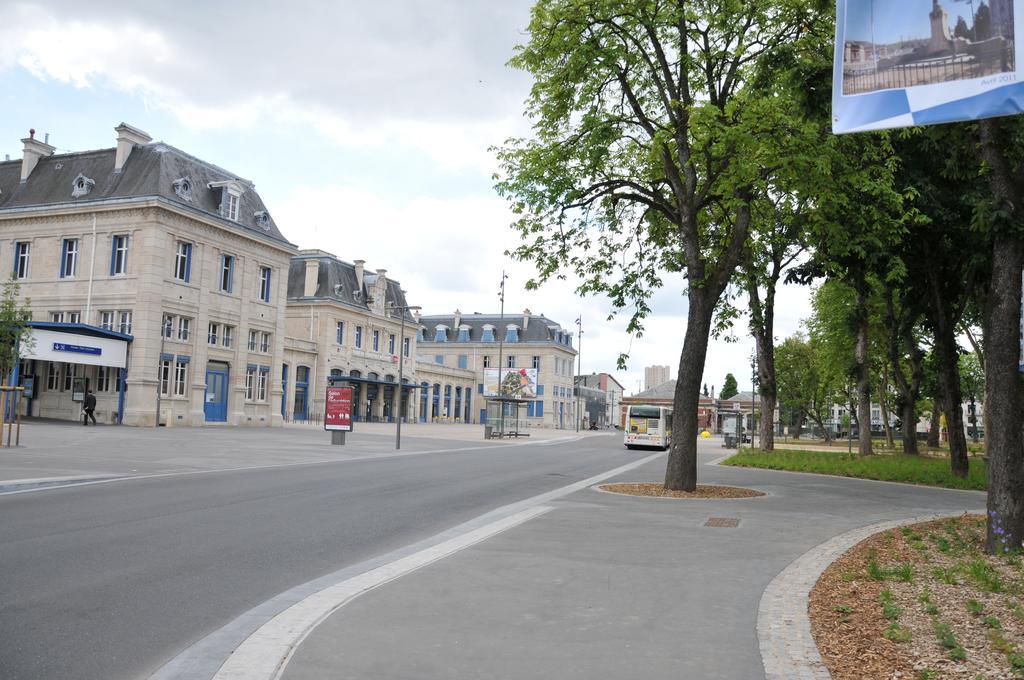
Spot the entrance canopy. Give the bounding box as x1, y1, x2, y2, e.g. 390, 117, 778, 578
22, 322, 133, 369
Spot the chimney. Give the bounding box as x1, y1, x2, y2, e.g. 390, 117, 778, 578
374, 269, 388, 311
453, 308, 462, 327
522, 308, 531, 330
20, 129, 55, 182
354, 260, 365, 292
303, 258, 319, 297
114, 122, 152, 173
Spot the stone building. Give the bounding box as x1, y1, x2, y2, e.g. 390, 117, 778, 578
416, 309, 578, 428
283, 250, 420, 423
0, 124, 296, 426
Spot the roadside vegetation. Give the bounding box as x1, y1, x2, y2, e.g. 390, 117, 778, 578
722, 448, 986, 491
811, 515, 1024, 679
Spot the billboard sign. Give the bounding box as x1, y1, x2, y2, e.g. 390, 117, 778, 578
483, 368, 538, 399
833, 0, 1022, 133
324, 386, 354, 431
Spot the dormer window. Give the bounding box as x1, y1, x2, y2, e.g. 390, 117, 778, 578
457, 326, 470, 342
71, 173, 95, 198
208, 179, 247, 222
254, 210, 271, 231
172, 177, 194, 202
433, 326, 448, 342
481, 325, 495, 343
505, 326, 519, 343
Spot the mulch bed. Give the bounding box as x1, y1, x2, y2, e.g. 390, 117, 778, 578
598, 483, 765, 499
810, 514, 1024, 679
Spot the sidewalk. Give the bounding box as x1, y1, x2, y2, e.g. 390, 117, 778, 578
274, 442, 983, 680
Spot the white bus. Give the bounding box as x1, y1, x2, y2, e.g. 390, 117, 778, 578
624, 404, 673, 450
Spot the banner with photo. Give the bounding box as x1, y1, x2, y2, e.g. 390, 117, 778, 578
833, 0, 1022, 133
483, 368, 539, 399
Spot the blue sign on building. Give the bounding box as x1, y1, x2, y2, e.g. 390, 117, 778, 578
833, 0, 1020, 133
53, 342, 102, 356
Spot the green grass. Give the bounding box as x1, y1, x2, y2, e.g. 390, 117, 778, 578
722, 448, 987, 490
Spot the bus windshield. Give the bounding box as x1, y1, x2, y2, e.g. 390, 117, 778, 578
628, 406, 662, 418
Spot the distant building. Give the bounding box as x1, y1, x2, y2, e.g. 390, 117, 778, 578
416, 309, 578, 428
578, 372, 625, 427
644, 365, 670, 391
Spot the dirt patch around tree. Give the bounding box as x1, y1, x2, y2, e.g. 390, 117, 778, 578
810, 514, 1024, 679
597, 483, 765, 499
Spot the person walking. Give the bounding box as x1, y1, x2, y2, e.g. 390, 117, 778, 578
82, 389, 97, 426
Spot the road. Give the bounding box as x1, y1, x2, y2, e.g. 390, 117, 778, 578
0, 429, 634, 680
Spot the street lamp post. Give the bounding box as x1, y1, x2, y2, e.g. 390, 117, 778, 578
751, 352, 757, 450
575, 316, 583, 432
391, 302, 421, 450
496, 272, 508, 437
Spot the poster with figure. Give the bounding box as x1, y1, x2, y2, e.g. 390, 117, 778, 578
483, 368, 538, 399
833, 0, 1020, 133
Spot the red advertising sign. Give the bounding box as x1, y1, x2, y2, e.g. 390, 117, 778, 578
325, 386, 353, 432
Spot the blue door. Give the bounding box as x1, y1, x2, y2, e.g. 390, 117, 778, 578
559, 402, 564, 429
293, 366, 309, 420
204, 364, 229, 422
281, 364, 289, 418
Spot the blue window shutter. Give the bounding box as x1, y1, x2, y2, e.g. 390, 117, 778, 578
109, 237, 117, 275
537, 384, 544, 396
537, 401, 544, 417
184, 243, 192, 282
477, 383, 483, 394
228, 256, 234, 292
264, 268, 271, 302
59, 240, 68, 278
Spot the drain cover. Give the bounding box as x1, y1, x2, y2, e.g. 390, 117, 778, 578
704, 517, 740, 528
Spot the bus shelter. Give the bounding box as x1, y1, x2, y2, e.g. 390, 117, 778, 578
484, 396, 530, 439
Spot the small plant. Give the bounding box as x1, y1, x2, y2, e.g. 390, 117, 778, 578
841, 570, 858, 583
935, 622, 958, 649
934, 536, 952, 553
917, 670, 937, 680
880, 589, 903, 621
988, 628, 1013, 654
933, 565, 961, 585
967, 599, 986, 615
884, 623, 912, 642
1009, 652, 1024, 676
983, 615, 1003, 630
1011, 602, 1024, 622
867, 559, 885, 581
949, 645, 967, 661
967, 559, 1004, 593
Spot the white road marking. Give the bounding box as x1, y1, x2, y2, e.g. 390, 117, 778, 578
213, 505, 554, 680
149, 450, 666, 680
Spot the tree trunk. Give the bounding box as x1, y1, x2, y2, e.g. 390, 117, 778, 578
927, 407, 941, 448
793, 411, 805, 440
934, 326, 969, 478
665, 288, 716, 491
902, 401, 918, 455
854, 286, 874, 455
978, 118, 1024, 554
756, 336, 776, 451
879, 369, 895, 449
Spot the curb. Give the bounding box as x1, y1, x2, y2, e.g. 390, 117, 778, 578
757, 510, 983, 679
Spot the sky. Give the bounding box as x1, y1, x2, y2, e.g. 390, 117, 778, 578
846, 0, 974, 44
0, 0, 814, 397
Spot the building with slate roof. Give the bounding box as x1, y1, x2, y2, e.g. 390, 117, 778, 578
416, 309, 578, 428
0, 124, 296, 426
284, 250, 447, 423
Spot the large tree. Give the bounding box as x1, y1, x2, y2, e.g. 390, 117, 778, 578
719, 373, 739, 400
496, 0, 823, 490
976, 117, 1024, 552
